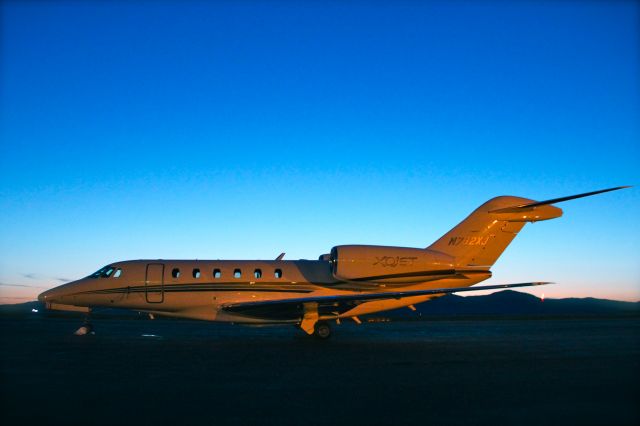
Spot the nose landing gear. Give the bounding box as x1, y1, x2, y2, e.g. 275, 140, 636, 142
74, 315, 95, 336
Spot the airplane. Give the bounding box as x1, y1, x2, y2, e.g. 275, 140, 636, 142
38, 186, 629, 338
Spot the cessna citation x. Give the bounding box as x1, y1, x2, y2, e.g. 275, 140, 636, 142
39, 186, 628, 338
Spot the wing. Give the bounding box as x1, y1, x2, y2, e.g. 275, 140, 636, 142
221, 281, 552, 320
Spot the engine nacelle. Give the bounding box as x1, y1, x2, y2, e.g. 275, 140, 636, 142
329, 245, 455, 284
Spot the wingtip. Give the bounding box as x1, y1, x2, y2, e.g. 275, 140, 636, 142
605, 185, 632, 191
588, 186, 631, 194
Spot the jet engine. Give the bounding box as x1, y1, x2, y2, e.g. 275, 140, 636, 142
329, 245, 455, 284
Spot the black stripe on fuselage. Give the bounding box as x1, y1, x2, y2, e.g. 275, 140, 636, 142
348, 269, 490, 282
348, 269, 457, 282
79, 283, 315, 295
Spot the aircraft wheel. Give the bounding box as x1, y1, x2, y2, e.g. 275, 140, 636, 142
74, 319, 95, 336
314, 322, 331, 339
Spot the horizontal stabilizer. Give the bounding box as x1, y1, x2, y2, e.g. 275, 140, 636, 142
489, 186, 630, 214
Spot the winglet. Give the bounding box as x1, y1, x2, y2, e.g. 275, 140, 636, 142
489, 186, 631, 213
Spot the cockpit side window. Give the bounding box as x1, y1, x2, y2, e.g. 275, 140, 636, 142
89, 265, 116, 278
113, 268, 122, 278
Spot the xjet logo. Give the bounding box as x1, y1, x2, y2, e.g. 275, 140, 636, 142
373, 256, 418, 267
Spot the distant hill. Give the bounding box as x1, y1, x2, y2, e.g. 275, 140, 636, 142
1, 291, 638, 319
0, 301, 43, 315
387, 290, 640, 318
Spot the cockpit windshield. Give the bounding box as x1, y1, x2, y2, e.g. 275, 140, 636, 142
89, 265, 116, 278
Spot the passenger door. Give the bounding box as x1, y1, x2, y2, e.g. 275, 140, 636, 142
145, 263, 164, 303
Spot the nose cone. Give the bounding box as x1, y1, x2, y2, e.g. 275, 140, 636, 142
38, 287, 57, 303
38, 280, 79, 304
37, 280, 94, 313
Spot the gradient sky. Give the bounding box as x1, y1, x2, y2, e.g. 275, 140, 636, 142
1, 1, 639, 304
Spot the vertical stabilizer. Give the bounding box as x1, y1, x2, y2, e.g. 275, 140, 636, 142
427, 196, 561, 267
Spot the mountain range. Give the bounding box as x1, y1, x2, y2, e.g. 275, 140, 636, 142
387, 290, 639, 318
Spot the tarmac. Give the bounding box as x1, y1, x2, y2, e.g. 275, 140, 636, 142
1, 314, 639, 426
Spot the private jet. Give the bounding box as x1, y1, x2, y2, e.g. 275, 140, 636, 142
38, 186, 629, 338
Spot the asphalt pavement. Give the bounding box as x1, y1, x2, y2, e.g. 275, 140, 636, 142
1, 315, 638, 426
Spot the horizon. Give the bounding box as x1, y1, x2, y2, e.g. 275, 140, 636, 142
1, 1, 639, 304
2, 289, 639, 306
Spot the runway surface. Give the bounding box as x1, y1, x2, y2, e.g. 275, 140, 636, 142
1, 315, 639, 426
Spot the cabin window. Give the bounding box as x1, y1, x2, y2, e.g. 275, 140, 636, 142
234, 269, 242, 278
275, 269, 282, 279
213, 268, 221, 278
172, 268, 180, 279
113, 268, 122, 278
254, 269, 262, 279
193, 268, 201, 279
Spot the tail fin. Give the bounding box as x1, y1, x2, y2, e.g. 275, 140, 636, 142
427, 186, 629, 268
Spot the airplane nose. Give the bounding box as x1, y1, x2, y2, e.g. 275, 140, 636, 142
38, 287, 63, 303
38, 289, 51, 302
37, 280, 84, 305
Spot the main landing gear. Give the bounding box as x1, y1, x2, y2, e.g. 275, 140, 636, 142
297, 320, 332, 339
299, 302, 332, 339
313, 321, 331, 339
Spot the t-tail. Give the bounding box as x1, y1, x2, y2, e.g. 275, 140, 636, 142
427, 186, 630, 268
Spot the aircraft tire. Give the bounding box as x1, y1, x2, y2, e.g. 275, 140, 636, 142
74, 322, 94, 336
314, 322, 331, 339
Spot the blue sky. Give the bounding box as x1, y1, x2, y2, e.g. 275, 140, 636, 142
1, 1, 638, 303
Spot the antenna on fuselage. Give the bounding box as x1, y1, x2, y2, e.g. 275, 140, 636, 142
276, 253, 285, 261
